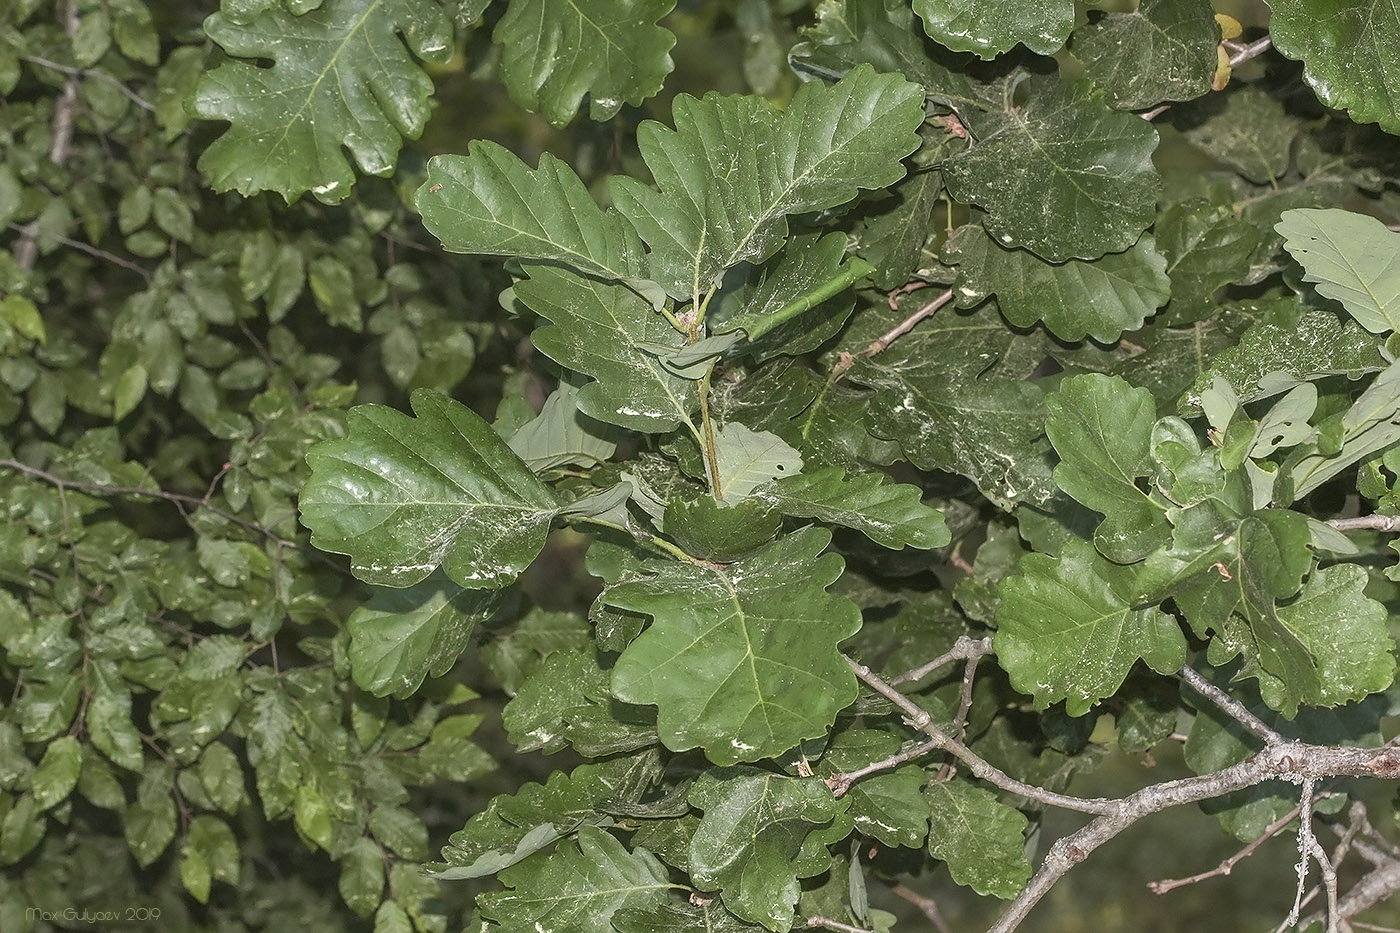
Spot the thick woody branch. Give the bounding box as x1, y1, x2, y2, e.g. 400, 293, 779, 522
988, 744, 1400, 933
1327, 514, 1400, 533
14, 0, 80, 271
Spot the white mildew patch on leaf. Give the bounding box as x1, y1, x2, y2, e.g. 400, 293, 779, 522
607, 528, 861, 765
194, 0, 453, 202
299, 389, 559, 589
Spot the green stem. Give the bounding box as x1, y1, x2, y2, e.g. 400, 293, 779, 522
739, 258, 875, 341
567, 514, 701, 563
698, 364, 724, 500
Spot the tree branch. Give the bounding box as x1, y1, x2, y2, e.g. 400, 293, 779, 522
826, 738, 941, 797
844, 654, 1117, 815
1327, 514, 1400, 533
889, 635, 994, 687
988, 744, 1400, 933
1148, 803, 1302, 895
1179, 665, 1285, 744
831, 289, 953, 379
891, 884, 952, 933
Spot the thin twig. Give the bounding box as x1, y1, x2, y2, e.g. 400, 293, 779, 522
7, 223, 152, 279
806, 917, 873, 933
844, 654, 1117, 815
1148, 804, 1302, 894
1228, 35, 1273, 67
950, 652, 983, 740
1328, 514, 1400, 533
0, 458, 296, 548
889, 635, 994, 687
14, 0, 79, 270
1287, 778, 1318, 927
1180, 665, 1285, 744
21, 54, 155, 111
891, 884, 952, 933
831, 288, 954, 379
826, 738, 941, 797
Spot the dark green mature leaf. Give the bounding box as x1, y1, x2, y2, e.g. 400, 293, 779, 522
945, 225, 1169, 342
913, 0, 1073, 59
942, 76, 1160, 262
688, 767, 842, 931
1184, 300, 1384, 408
194, 0, 453, 202
347, 574, 502, 698
1181, 87, 1302, 185
996, 539, 1186, 715
753, 466, 950, 550
31, 735, 81, 811
495, 0, 676, 127
300, 389, 559, 588
613, 902, 765, 932
1276, 209, 1400, 334
1156, 199, 1261, 325
1275, 565, 1394, 707
1073, 0, 1218, 110
664, 496, 783, 563
1044, 374, 1171, 562
925, 777, 1031, 898
478, 826, 672, 932
515, 265, 699, 433
855, 170, 941, 290
418, 142, 645, 280
608, 527, 862, 764
1269, 0, 1400, 135
611, 65, 925, 300
849, 303, 1053, 509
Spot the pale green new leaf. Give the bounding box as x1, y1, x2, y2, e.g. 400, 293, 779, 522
1276, 209, 1400, 334
515, 265, 699, 433
418, 141, 645, 281
913, 0, 1073, 59
714, 422, 803, 500
300, 389, 560, 589
945, 225, 1169, 342
608, 527, 862, 764
1291, 360, 1400, 498
925, 778, 1031, 899
347, 574, 502, 698
753, 466, 950, 550
495, 0, 676, 128
1073, 0, 1218, 110
995, 539, 1186, 715
1045, 374, 1171, 562
1269, 0, 1400, 135
193, 0, 453, 202
507, 382, 619, 473
478, 826, 671, 932
941, 76, 1160, 262
612, 65, 925, 300
688, 767, 843, 932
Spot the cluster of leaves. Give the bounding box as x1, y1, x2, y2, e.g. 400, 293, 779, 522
5, 0, 1400, 931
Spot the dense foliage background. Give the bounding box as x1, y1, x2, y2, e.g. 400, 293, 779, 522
3, 1, 1400, 931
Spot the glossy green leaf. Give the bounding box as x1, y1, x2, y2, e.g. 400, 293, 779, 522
942, 76, 1160, 262
1044, 373, 1172, 562
347, 573, 503, 698
477, 826, 672, 932
612, 65, 925, 300
1276, 208, 1400, 334
339, 836, 385, 916
194, 0, 453, 202
608, 527, 862, 764
996, 539, 1186, 715
30, 735, 81, 811
926, 777, 1031, 898
664, 495, 783, 562
688, 767, 843, 931
1275, 564, 1394, 707
913, 0, 1073, 59
1073, 0, 1218, 110
515, 265, 699, 433
613, 902, 765, 932
418, 142, 644, 280
495, 0, 676, 127
1269, 0, 1400, 134
300, 389, 560, 588
753, 466, 950, 550
945, 225, 1170, 342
